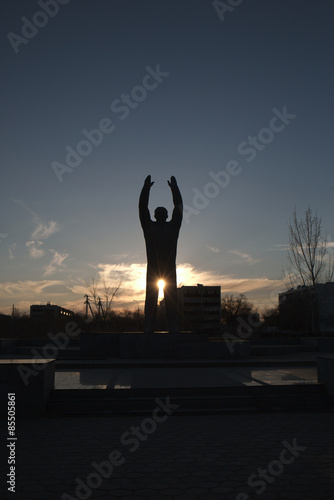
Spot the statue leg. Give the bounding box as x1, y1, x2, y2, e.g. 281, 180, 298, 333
164, 270, 179, 333
144, 272, 159, 333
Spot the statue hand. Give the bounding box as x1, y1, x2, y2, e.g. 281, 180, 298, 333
144, 175, 154, 188
167, 176, 177, 188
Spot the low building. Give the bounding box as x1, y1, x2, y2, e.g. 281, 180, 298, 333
178, 284, 221, 332
279, 282, 334, 331
30, 303, 74, 322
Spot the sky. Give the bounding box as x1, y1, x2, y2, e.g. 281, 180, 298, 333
1, 0, 333, 316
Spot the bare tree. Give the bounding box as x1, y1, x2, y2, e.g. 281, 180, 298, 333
85, 271, 122, 320
285, 205, 333, 330
262, 306, 280, 331
221, 293, 256, 328
100, 274, 122, 319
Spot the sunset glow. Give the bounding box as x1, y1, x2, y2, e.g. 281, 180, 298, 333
1, 2, 332, 319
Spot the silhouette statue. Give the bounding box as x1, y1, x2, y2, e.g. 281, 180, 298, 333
139, 175, 183, 333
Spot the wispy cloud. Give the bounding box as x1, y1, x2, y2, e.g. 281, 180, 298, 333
68, 261, 283, 311
32, 220, 59, 240
26, 240, 45, 258
14, 199, 60, 257
207, 245, 220, 253
0, 260, 285, 314
44, 250, 68, 276
13, 200, 67, 274
0, 279, 66, 314
13, 199, 37, 219
0, 280, 64, 295
8, 243, 16, 260
229, 249, 263, 265
266, 243, 289, 251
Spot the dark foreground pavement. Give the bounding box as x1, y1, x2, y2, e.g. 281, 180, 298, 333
1, 411, 334, 500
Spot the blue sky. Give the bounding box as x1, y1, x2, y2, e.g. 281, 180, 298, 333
1, 0, 333, 315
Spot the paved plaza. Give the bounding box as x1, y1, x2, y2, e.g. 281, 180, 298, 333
1, 410, 334, 500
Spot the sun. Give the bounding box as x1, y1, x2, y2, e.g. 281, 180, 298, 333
158, 279, 165, 299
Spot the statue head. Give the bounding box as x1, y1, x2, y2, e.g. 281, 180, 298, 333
154, 206, 168, 223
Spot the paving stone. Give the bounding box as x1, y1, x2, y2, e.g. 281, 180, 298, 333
105, 488, 134, 496
117, 482, 146, 491
195, 481, 221, 488
159, 488, 187, 496
118, 497, 144, 500
174, 495, 201, 500
24, 485, 48, 492
309, 489, 334, 499
190, 470, 213, 477
146, 482, 172, 490
159, 476, 183, 484
218, 480, 244, 488
124, 472, 148, 479
29, 492, 60, 500
278, 492, 306, 499
293, 478, 318, 485
199, 494, 228, 500
187, 487, 213, 494
202, 474, 227, 482
133, 471, 166, 483
4, 412, 334, 499
172, 481, 204, 490
172, 469, 203, 478
133, 489, 162, 497
144, 496, 169, 500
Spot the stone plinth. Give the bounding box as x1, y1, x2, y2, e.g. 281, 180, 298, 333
317, 338, 334, 352
317, 353, 334, 398
80, 332, 250, 359
0, 358, 55, 416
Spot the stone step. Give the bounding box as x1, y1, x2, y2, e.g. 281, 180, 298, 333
48, 384, 324, 399
251, 345, 316, 356
46, 384, 333, 416
1, 346, 82, 358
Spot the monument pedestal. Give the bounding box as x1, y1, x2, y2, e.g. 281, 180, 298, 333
0, 358, 55, 416
80, 332, 250, 359
317, 353, 334, 398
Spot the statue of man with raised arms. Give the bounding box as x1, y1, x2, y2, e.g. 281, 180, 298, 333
139, 175, 183, 333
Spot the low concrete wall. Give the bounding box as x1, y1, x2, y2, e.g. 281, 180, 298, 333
317, 338, 334, 352
251, 338, 303, 345
251, 337, 334, 356
80, 332, 250, 359
0, 339, 18, 354
0, 358, 55, 416
0, 338, 81, 358
81, 332, 120, 357
317, 354, 334, 398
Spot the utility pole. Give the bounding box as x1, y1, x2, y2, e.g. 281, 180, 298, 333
84, 295, 95, 331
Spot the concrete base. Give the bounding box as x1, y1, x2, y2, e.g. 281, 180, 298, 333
0, 358, 55, 416
317, 338, 334, 352
317, 354, 334, 398
80, 332, 251, 359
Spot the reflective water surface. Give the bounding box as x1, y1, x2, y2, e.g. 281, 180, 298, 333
55, 366, 318, 390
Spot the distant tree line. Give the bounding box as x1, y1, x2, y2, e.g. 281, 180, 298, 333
0, 309, 146, 338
